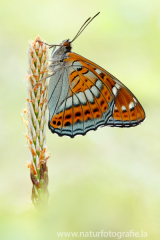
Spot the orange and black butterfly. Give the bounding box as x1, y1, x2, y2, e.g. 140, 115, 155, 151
40, 12, 145, 138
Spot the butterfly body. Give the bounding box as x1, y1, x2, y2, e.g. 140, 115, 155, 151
46, 14, 145, 138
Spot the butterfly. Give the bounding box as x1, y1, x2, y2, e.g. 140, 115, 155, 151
39, 12, 145, 138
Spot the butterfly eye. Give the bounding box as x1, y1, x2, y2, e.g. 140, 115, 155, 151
77, 67, 82, 71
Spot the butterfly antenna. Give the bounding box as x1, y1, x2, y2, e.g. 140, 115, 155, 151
70, 12, 100, 43
71, 17, 91, 43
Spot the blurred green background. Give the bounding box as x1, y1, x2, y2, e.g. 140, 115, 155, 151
0, 0, 159, 239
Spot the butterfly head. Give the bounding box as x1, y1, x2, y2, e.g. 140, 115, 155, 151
50, 39, 72, 59
61, 39, 72, 51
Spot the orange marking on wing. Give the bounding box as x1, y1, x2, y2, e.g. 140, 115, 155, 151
112, 88, 145, 122
73, 105, 84, 123
66, 54, 115, 98
68, 66, 97, 96
117, 88, 139, 120
113, 98, 126, 121
100, 84, 112, 103
82, 103, 93, 121
69, 74, 92, 94
119, 89, 145, 121
132, 102, 145, 120
119, 88, 132, 104
50, 112, 63, 129
50, 108, 73, 129
116, 92, 132, 121
69, 70, 79, 82
95, 92, 109, 112
62, 108, 73, 127
88, 99, 103, 119
102, 74, 115, 91
113, 99, 127, 121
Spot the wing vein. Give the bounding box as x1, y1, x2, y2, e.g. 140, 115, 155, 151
52, 69, 65, 118
60, 86, 70, 133
48, 69, 63, 104
65, 68, 74, 137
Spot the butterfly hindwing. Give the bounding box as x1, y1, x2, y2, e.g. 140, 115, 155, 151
48, 59, 115, 137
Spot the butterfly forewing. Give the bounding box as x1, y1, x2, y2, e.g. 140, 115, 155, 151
67, 52, 145, 127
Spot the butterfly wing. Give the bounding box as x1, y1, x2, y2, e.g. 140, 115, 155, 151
48, 52, 145, 137
67, 52, 145, 127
